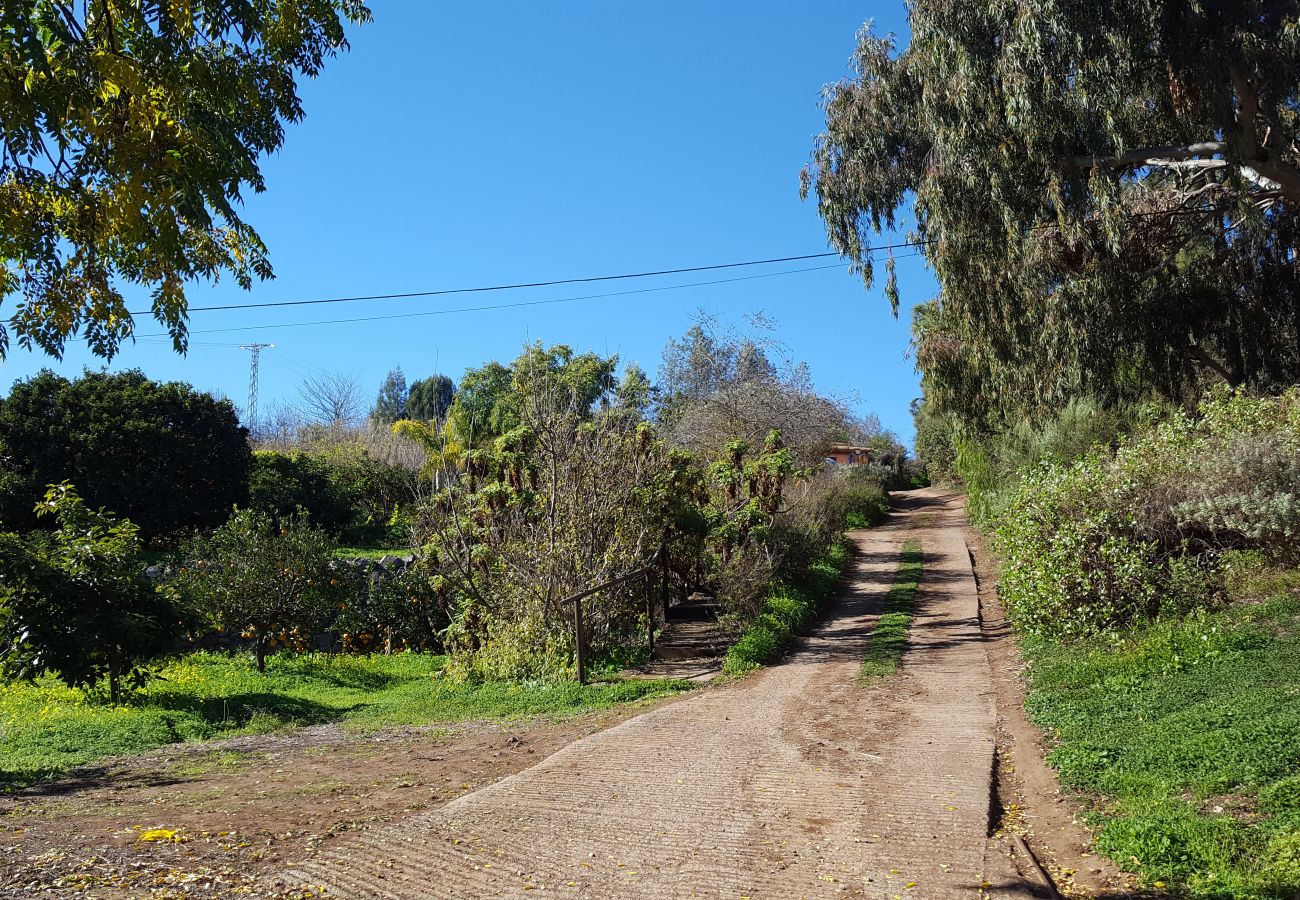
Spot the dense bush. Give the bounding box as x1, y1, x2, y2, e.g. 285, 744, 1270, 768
248, 451, 351, 532
335, 560, 451, 653
174, 510, 346, 671
953, 396, 1164, 524
248, 446, 416, 542
994, 389, 1300, 638
0, 484, 187, 702
0, 370, 250, 543
315, 444, 416, 538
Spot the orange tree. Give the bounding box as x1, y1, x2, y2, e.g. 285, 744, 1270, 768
175, 509, 347, 671
0, 483, 185, 703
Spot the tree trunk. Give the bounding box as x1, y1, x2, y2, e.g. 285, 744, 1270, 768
108, 647, 122, 705
255, 637, 267, 673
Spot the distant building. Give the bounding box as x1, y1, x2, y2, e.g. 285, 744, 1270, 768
826, 444, 871, 466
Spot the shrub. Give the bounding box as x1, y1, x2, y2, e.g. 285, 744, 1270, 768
248, 451, 351, 532
994, 459, 1170, 638
993, 388, 1300, 638
174, 510, 346, 671
335, 559, 452, 653
829, 465, 890, 529
0, 369, 250, 543
0, 484, 187, 703
314, 444, 416, 541
722, 541, 849, 674
249, 447, 416, 542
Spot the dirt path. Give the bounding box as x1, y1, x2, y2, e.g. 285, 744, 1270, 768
283, 488, 1020, 899
0, 715, 657, 899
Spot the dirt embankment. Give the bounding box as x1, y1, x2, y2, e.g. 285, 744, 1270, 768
967, 527, 1139, 898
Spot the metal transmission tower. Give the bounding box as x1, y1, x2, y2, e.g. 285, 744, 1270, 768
239, 343, 275, 429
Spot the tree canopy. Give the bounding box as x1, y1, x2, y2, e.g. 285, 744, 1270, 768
805, 2, 1300, 428
446, 344, 617, 445
406, 373, 456, 422
0, 369, 250, 541
0, 0, 370, 361
370, 367, 408, 424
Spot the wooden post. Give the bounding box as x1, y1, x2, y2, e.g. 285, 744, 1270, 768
573, 596, 587, 685
645, 574, 656, 655
660, 549, 670, 621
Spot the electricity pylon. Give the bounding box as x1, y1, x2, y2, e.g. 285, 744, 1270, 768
239, 343, 275, 428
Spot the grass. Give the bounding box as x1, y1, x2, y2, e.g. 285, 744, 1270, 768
1022, 576, 1300, 899
331, 546, 415, 559
0, 651, 692, 788
859, 540, 923, 680
722, 539, 852, 675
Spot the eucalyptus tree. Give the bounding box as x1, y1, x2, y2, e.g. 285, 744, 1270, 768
805, 2, 1300, 426
0, 0, 371, 360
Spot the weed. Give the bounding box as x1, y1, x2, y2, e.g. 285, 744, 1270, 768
1023, 591, 1300, 898
860, 541, 923, 680
0, 651, 692, 786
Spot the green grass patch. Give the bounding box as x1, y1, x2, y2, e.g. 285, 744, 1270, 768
859, 540, 923, 680
1023, 587, 1300, 898
722, 539, 852, 675
0, 651, 691, 787
331, 546, 415, 559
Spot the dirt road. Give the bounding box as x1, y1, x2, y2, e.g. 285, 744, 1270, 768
283, 489, 1017, 899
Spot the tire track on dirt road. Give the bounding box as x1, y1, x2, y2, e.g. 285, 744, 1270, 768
281, 489, 1022, 899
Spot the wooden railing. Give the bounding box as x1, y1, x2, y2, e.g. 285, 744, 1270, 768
560, 550, 669, 684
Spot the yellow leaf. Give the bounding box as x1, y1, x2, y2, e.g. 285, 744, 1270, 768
138, 828, 185, 843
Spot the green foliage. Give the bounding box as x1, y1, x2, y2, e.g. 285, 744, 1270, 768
446, 344, 617, 447
174, 510, 345, 671
994, 458, 1172, 639
0, 369, 251, 543
406, 373, 456, 421
335, 560, 451, 654
722, 540, 850, 674
834, 469, 890, 530
369, 367, 409, 424
0, 0, 371, 360
994, 389, 1300, 638
911, 397, 959, 485
248, 450, 351, 532
859, 541, 923, 680
435, 409, 678, 683
807, 5, 1300, 430
249, 446, 415, 541
394, 337, 891, 683
614, 364, 654, 416
312, 442, 415, 539
0, 484, 186, 703
1022, 591, 1300, 898
0, 650, 692, 786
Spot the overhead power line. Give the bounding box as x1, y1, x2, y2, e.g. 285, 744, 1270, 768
125, 239, 932, 318
134, 253, 924, 339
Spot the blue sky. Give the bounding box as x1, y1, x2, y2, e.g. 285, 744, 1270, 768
1, 2, 932, 442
